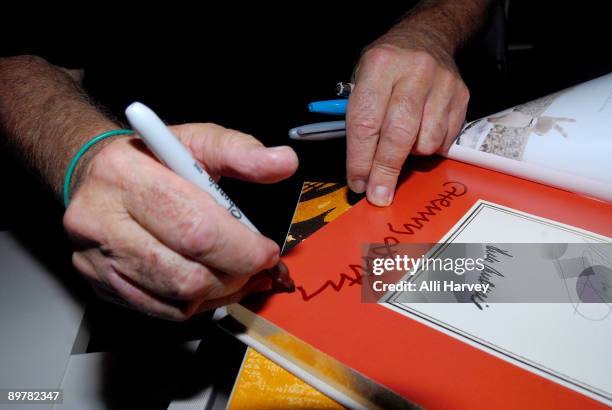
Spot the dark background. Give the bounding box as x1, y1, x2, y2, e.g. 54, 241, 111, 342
3, 2, 612, 240
1, 0, 611, 351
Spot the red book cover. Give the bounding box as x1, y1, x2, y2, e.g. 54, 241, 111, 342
224, 158, 612, 409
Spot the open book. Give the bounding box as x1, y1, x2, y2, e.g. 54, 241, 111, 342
448, 73, 612, 202
218, 157, 612, 409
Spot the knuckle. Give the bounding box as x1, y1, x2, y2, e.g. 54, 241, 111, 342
348, 91, 382, 139
137, 247, 162, 274
71, 253, 94, 279
392, 93, 420, 116
462, 87, 471, 104
421, 118, 446, 138
178, 213, 219, 258
348, 118, 379, 143
173, 265, 214, 301
414, 126, 445, 155
412, 50, 436, 68
384, 119, 418, 145
348, 106, 384, 150
205, 129, 240, 171
347, 159, 372, 180
376, 148, 406, 171
63, 204, 82, 234
219, 130, 264, 172
414, 139, 440, 155
363, 46, 396, 67
222, 129, 258, 146
164, 309, 193, 322
372, 159, 403, 178
348, 109, 380, 136
457, 84, 470, 105
246, 238, 278, 273
439, 70, 457, 88
63, 201, 92, 239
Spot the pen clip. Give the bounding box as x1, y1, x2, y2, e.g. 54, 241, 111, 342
289, 121, 346, 141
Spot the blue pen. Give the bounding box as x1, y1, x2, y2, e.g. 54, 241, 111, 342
308, 99, 347, 115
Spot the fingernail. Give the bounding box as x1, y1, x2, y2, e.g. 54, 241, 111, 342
267, 262, 295, 293
368, 185, 392, 207
268, 145, 291, 152
349, 179, 367, 194
254, 278, 273, 293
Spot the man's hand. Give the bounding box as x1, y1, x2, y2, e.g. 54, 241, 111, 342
63, 124, 298, 320
0, 56, 298, 321
346, 0, 489, 206
347, 41, 469, 206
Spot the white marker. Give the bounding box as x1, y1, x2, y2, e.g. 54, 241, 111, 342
125, 102, 294, 291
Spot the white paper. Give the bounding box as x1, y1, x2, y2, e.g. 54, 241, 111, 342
448, 74, 612, 202
381, 201, 612, 405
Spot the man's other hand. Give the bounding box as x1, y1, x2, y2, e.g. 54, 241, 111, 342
346, 35, 469, 206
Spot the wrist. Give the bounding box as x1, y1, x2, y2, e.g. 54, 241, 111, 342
366, 26, 458, 72
368, 0, 491, 65
389, 21, 454, 49
64, 127, 134, 205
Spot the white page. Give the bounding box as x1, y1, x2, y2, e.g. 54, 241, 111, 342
448, 73, 612, 202
381, 201, 612, 405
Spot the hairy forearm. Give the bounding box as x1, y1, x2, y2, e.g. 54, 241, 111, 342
0, 55, 119, 198
372, 0, 492, 66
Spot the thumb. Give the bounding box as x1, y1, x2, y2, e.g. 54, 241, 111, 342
172, 123, 298, 183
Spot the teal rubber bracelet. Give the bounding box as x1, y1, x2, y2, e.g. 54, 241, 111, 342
63, 129, 134, 208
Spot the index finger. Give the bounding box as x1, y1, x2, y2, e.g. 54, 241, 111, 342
346, 48, 397, 193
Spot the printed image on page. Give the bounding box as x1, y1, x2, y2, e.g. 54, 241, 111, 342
381, 200, 612, 406
448, 73, 612, 201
